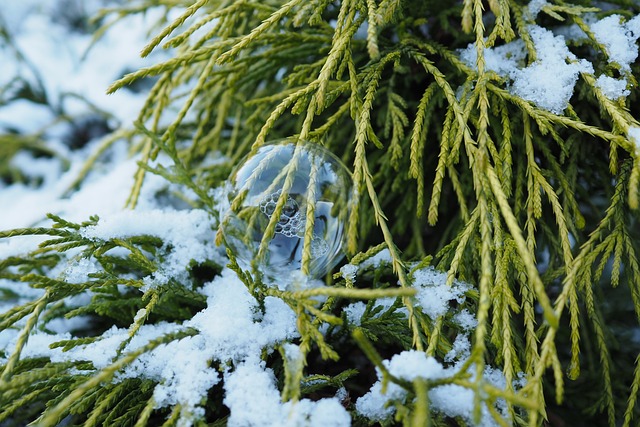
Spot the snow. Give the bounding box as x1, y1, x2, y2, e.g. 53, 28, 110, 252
0, 2, 166, 130
339, 263, 358, 282
356, 350, 509, 426
62, 257, 101, 284
412, 266, 469, 319
0, 141, 166, 230
0, 100, 55, 134
479, 41, 527, 76
527, 0, 548, 19
445, 334, 471, 362
553, 22, 590, 42
459, 12, 640, 113
0, 1, 239, 424
125, 331, 222, 414
350, 265, 512, 425
191, 268, 299, 362
46, 315, 93, 334
595, 75, 630, 99
223, 361, 286, 425
335, 249, 392, 286
591, 14, 640, 72
453, 308, 478, 330
629, 126, 640, 150
6, 267, 302, 422
343, 297, 398, 326
343, 302, 367, 325
387, 350, 447, 380
359, 248, 392, 269
81, 208, 220, 289
223, 359, 351, 427
460, 25, 594, 114
10, 151, 63, 184
354, 380, 406, 421
509, 26, 593, 114
0, 235, 50, 260
0, 0, 335, 421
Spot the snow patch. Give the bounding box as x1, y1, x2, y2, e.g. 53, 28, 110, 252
359, 248, 392, 269
412, 266, 469, 319
356, 351, 508, 426
80, 208, 219, 289
344, 297, 399, 326
461, 22, 618, 113
527, 0, 548, 19
4, 268, 301, 424
595, 75, 630, 99
224, 359, 350, 427
591, 14, 640, 72
628, 127, 640, 154
339, 264, 358, 282
510, 26, 593, 114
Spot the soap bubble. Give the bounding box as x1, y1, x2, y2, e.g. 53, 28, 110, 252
219, 140, 353, 279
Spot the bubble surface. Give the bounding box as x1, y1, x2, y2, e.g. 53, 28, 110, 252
220, 140, 353, 279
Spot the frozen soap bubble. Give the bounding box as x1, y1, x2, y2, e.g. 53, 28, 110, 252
220, 140, 353, 279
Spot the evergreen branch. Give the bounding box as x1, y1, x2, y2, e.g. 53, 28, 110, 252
623, 355, 640, 427
4, 1, 640, 424
133, 395, 155, 427
108, 43, 235, 94
0, 227, 73, 239
446, 207, 479, 285
488, 83, 633, 151
36, 328, 197, 427
217, 0, 304, 64
410, 83, 438, 179
0, 388, 48, 422
162, 3, 255, 49
471, 184, 493, 423
315, 0, 364, 111
288, 286, 414, 299
428, 108, 455, 225
412, 378, 430, 427
362, 160, 423, 350
0, 294, 48, 382
486, 166, 559, 328
141, 0, 209, 57
301, 156, 319, 275
280, 344, 304, 402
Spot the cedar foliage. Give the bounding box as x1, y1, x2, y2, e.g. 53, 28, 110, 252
2, 0, 640, 425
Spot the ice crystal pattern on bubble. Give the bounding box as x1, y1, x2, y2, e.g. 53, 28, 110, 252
259, 190, 305, 238
220, 141, 353, 279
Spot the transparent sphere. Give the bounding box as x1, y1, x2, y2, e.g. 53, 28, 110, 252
220, 140, 353, 279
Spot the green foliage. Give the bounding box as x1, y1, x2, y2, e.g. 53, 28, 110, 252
3, 0, 640, 425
